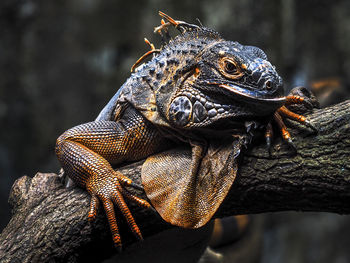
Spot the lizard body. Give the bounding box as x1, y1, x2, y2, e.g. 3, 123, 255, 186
56, 12, 315, 248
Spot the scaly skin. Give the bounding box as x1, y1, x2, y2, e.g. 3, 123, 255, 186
56, 106, 168, 248
56, 12, 316, 249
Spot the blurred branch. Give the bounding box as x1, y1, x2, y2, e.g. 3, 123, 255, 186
0, 100, 349, 263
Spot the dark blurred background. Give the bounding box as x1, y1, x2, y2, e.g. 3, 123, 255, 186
1, 0, 349, 262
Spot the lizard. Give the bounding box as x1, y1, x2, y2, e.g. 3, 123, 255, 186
55, 11, 317, 249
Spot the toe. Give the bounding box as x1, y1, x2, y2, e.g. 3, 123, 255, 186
112, 189, 143, 241
88, 195, 100, 221
102, 198, 122, 248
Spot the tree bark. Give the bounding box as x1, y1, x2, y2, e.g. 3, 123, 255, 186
0, 100, 349, 263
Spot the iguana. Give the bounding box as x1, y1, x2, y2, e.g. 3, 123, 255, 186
55, 11, 317, 249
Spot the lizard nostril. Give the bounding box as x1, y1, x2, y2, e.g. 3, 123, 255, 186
265, 80, 273, 90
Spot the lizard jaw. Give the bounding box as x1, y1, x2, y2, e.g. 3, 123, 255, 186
219, 84, 286, 106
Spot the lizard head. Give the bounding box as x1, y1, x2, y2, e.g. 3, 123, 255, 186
167, 37, 285, 128
199, 41, 284, 102
133, 14, 285, 129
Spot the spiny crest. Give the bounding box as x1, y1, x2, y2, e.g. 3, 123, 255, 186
155, 11, 221, 45
131, 11, 222, 72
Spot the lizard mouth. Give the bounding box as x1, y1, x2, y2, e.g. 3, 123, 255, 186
219, 84, 286, 106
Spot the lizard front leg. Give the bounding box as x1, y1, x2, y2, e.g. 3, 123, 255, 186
55, 107, 166, 249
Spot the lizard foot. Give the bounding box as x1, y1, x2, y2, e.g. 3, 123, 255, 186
265, 86, 319, 154
86, 170, 151, 249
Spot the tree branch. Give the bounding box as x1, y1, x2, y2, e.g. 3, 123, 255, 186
1, 100, 349, 263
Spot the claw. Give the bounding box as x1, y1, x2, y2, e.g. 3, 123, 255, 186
265, 122, 273, 156
304, 119, 318, 133
115, 245, 122, 253
286, 137, 297, 154
129, 181, 144, 191
148, 205, 157, 213
266, 136, 272, 156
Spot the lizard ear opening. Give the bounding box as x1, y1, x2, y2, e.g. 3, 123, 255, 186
141, 136, 244, 228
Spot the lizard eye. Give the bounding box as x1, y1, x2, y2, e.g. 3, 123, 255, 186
219, 57, 244, 79
224, 60, 237, 74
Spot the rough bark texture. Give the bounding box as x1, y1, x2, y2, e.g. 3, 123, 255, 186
0, 100, 349, 263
